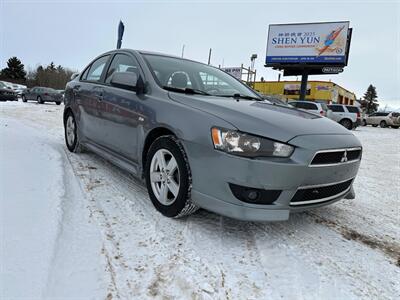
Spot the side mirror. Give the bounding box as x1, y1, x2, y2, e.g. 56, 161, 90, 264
110, 71, 145, 94
71, 72, 80, 80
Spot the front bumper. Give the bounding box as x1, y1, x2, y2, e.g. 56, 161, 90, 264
184, 134, 361, 221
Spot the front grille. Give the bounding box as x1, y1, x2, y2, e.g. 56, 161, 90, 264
311, 148, 361, 166
290, 178, 353, 206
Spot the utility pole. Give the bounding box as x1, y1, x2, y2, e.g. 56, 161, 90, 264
299, 69, 309, 101
208, 48, 212, 65
181, 45, 185, 58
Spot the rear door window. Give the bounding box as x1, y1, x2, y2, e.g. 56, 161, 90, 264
328, 105, 345, 112
297, 102, 317, 110
346, 106, 359, 113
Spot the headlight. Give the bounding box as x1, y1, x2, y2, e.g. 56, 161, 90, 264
211, 127, 294, 158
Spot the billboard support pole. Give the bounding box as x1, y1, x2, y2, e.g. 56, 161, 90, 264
299, 68, 309, 101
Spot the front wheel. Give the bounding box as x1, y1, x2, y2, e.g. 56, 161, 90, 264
380, 121, 387, 128
145, 136, 198, 218
37, 96, 44, 104
56, 101, 61, 105
22, 95, 27, 102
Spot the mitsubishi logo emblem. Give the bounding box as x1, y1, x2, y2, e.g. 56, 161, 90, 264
341, 150, 348, 163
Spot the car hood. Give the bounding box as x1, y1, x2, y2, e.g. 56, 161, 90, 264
169, 93, 352, 142
0, 88, 13, 93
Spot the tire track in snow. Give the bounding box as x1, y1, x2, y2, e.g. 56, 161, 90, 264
66, 152, 223, 299
251, 214, 400, 300
306, 211, 400, 266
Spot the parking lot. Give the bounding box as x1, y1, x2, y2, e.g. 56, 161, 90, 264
1, 101, 399, 299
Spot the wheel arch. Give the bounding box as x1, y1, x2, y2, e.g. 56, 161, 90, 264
141, 127, 178, 177
63, 107, 73, 125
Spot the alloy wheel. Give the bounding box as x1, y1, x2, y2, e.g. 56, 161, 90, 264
149, 149, 180, 206
66, 115, 76, 147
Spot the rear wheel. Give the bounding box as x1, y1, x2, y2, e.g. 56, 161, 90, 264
145, 136, 198, 218
22, 95, 27, 102
64, 111, 83, 153
340, 119, 353, 130
380, 121, 387, 128
362, 120, 367, 126
37, 96, 44, 104
56, 101, 61, 105
391, 126, 399, 129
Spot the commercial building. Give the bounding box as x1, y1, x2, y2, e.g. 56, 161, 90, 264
253, 80, 356, 105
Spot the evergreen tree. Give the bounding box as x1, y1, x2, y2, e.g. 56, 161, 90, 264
0, 57, 27, 80
363, 84, 379, 114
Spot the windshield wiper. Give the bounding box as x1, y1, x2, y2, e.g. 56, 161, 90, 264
163, 86, 210, 96
215, 93, 262, 101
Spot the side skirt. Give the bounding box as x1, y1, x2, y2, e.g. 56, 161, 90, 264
83, 141, 142, 180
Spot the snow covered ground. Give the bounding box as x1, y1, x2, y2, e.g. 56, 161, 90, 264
1, 101, 399, 300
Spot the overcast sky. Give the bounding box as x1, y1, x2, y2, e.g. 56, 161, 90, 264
1, 0, 399, 108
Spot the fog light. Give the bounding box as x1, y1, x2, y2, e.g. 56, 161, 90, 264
247, 190, 259, 201
229, 183, 282, 205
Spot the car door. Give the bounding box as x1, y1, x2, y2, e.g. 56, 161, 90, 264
76, 55, 111, 145
366, 113, 376, 125
328, 105, 345, 122
97, 53, 144, 162
26, 87, 36, 100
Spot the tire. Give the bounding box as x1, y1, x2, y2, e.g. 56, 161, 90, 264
391, 126, 399, 129
64, 111, 83, 153
56, 101, 61, 105
145, 135, 198, 218
372, 124, 378, 127
362, 120, 367, 126
22, 95, 27, 102
340, 119, 353, 130
380, 121, 387, 128
37, 96, 44, 104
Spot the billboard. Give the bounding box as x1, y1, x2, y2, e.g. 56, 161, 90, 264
221, 67, 242, 80
265, 22, 350, 65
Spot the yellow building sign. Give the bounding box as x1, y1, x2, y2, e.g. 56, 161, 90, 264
253, 81, 356, 105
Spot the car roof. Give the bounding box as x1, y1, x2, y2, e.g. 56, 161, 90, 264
289, 100, 319, 104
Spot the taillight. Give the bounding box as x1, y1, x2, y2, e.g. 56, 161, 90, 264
357, 112, 360, 118
44, 93, 48, 96
320, 110, 325, 116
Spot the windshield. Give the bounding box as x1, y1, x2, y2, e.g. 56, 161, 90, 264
0, 82, 6, 88
142, 54, 260, 99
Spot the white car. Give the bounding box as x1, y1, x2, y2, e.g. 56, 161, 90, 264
327, 104, 360, 130
288, 100, 331, 117
363, 112, 400, 128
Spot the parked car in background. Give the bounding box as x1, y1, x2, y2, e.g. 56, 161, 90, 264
288, 100, 331, 117
13, 84, 27, 96
0, 81, 17, 101
63, 49, 362, 221
21, 87, 63, 105
327, 104, 360, 130
57, 90, 65, 102
0, 81, 14, 90
363, 112, 400, 128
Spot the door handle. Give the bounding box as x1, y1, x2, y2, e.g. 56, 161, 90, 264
96, 93, 103, 101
